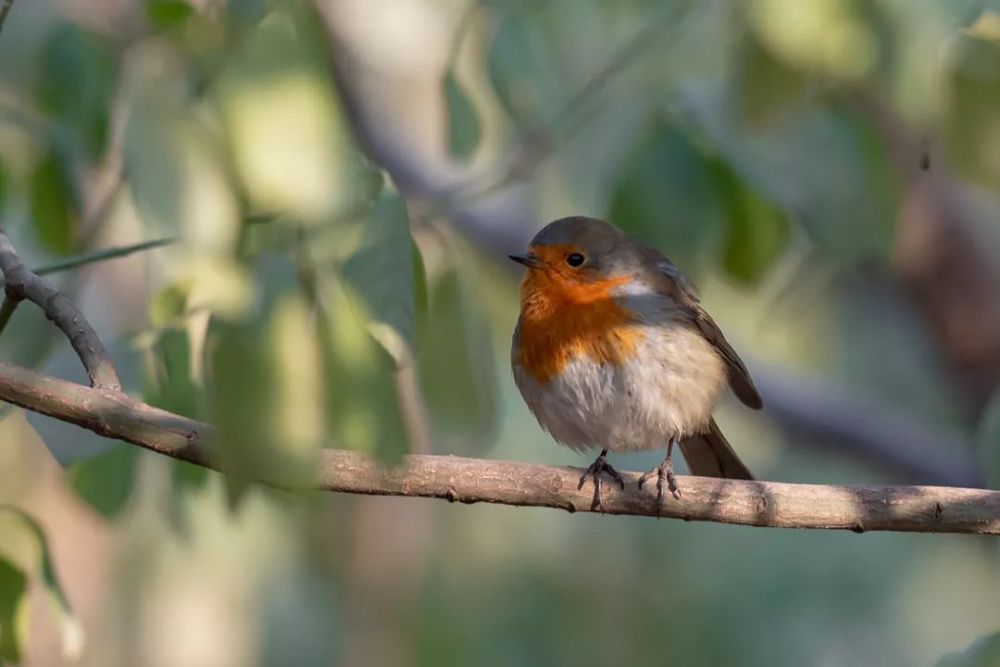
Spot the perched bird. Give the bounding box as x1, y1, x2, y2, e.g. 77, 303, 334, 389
509, 216, 762, 509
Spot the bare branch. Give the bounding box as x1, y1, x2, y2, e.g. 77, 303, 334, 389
0, 360, 996, 535
32, 237, 174, 278
0, 230, 121, 390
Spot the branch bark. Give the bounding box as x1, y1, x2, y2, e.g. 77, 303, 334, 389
0, 230, 121, 390
0, 360, 997, 535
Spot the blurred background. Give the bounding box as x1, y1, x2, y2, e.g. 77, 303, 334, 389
0, 0, 998, 665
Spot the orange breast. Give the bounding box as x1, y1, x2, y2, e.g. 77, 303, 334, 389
516, 271, 643, 384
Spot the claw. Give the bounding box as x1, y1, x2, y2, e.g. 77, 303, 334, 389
578, 449, 624, 511
639, 440, 682, 507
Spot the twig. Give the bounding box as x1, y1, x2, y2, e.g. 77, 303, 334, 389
0, 230, 120, 390
394, 353, 433, 456
32, 237, 174, 278
0, 360, 996, 534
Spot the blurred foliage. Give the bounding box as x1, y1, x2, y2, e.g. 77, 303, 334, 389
444, 69, 481, 161
28, 148, 77, 255
0, 557, 26, 663
417, 253, 500, 444
69, 446, 138, 519
943, 23, 1000, 187
0, 506, 78, 663
0, 0, 996, 665
35, 23, 117, 160
939, 633, 1000, 667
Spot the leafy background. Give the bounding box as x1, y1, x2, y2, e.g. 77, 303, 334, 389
0, 0, 998, 665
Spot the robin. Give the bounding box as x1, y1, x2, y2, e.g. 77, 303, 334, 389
509, 216, 762, 509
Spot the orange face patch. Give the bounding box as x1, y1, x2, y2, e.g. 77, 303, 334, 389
516, 244, 642, 384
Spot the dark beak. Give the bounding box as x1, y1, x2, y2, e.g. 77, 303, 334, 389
508, 253, 540, 268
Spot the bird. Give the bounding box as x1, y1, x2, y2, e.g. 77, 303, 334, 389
509, 216, 762, 510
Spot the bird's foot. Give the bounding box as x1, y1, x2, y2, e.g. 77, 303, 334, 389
578, 450, 625, 512
638, 456, 681, 503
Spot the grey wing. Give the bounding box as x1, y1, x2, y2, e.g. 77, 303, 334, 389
655, 256, 763, 410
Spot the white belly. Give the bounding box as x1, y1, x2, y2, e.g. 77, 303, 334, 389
512, 323, 727, 454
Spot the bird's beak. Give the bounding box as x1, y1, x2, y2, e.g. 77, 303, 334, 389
508, 253, 540, 268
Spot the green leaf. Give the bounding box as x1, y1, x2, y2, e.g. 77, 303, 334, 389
214, 1, 374, 224
713, 159, 790, 284
171, 459, 211, 494
342, 192, 416, 360
209, 279, 324, 503
0, 157, 9, 217
674, 87, 894, 265
608, 120, 728, 270
149, 283, 190, 328
321, 277, 408, 462
0, 506, 80, 663
144, 328, 207, 420
146, 0, 195, 30
938, 633, 1000, 667
68, 445, 138, 519
417, 263, 499, 445
444, 69, 481, 160
976, 389, 1000, 489
488, 11, 561, 128
0, 558, 26, 663
209, 320, 278, 503
227, 0, 268, 25
732, 21, 809, 129
943, 30, 1000, 187
125, 75, 247, 317
125, 90, 240, 244
741, 0, 882, 81
29, 150, 78, 255
35, 24, 116, 159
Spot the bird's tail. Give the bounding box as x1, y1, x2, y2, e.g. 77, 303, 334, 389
678, 417, 753, 480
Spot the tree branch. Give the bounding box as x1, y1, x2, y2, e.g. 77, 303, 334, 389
0, 360, 996, 535
0, 230, 121, 390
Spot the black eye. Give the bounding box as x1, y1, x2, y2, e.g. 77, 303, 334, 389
566, 253, 585, 267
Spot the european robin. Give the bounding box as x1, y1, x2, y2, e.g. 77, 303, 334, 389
509, 216, 762, 509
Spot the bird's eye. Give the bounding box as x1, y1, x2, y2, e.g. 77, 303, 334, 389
566, 253, 585, 267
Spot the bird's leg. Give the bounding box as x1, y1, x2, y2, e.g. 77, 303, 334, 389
638, 438, 681, 502
577, 449, 625, 511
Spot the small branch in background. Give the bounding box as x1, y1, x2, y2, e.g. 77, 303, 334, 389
0, 230, 121, 390
0, 360, 997, 534
31, 237, 174, 279
393, 352, 433, 456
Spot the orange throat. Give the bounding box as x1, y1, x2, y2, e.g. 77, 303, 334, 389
516, 271, 643, 384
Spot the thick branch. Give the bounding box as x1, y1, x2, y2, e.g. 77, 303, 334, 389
0, 360, 997, 535
0, 230, 120, 390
